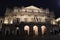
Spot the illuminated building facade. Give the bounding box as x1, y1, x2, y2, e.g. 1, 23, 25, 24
0, 5, 59, 37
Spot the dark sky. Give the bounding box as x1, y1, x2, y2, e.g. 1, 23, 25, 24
0, 0, 60, 18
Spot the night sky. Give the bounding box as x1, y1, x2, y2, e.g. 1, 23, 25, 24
0, 0, 60, 18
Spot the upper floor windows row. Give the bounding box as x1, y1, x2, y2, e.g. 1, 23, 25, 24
13, 9, 50, 14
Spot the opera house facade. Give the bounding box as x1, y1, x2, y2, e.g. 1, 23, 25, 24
0, 5, 59, 37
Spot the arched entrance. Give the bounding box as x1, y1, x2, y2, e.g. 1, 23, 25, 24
41, 25, 46, 36
33, 25, 38, 36
15, 27, 20, 35
24, 25, 30, 36
5, 27, 10, 35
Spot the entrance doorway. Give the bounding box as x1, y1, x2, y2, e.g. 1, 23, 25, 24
41, 25, 46, 36
33, 25, 38, 36
24, 25, 30, 35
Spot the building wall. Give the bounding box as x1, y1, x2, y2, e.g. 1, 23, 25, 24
2, 22, 53, 37
0, 6, 59, 37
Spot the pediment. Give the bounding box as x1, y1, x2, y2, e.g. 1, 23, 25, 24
23, 5, 40, 10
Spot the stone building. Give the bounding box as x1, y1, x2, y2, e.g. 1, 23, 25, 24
0, 5, 59, 37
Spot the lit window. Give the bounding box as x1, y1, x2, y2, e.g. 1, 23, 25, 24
8, 18, 13, 24
4, 19, 8, 24
24, 25, 29, 30
33, 25, 38, 36
41, 25, 46, 36
51, 20, 57, 25
10, 20, 13, 24
24, 25, 30, 35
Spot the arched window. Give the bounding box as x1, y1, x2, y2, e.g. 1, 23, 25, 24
41, 25, 46, 36
16, 27, 20, 35
5, 27, 10, 35
33, 25, 38, 36
24, 25, 30, 35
